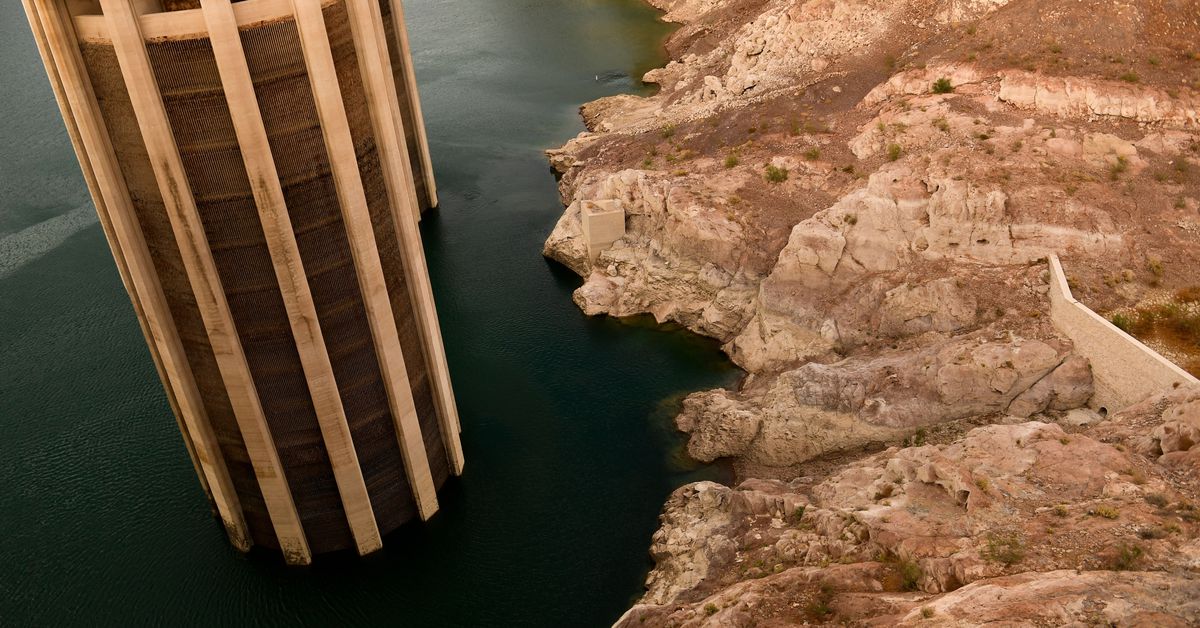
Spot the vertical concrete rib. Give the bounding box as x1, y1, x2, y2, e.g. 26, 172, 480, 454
369, 0, 459, 442
97, 0, 311, 563
385, 0, 437, 213
199, 0, 383, 556
23, 0, 216, 509
289, 0, 440, 519
348, 0, 464, 473
26, 0, 247, 548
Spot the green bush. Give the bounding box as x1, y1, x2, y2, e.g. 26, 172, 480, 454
1110, 155, 1130, 180
900, 560, 923, 591
982, 532, 1026, 565
932, 78, 954, 94
765, 164, 789, 183
1110, 543, 1143, 570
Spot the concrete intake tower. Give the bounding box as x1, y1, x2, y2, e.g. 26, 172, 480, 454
23, 0, 463, 564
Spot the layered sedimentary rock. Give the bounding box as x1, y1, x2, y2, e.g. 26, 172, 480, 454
545, 0, 1200, 622
617, 389, 1200, 626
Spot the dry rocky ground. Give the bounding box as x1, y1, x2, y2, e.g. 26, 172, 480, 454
542, 0, 1200, 624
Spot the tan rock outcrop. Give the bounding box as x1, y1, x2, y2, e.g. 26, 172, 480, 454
885, 570, 1200, 627
622, 409, 1200, 626
679, 336, 1093, 465
546, 168, 768, 340
540, 0, 1200, 622
999, 73, 1200, 129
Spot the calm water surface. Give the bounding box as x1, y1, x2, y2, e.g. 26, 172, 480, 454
0, 1, 740, 626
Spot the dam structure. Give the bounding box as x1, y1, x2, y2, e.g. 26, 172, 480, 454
22, 0, 463, 564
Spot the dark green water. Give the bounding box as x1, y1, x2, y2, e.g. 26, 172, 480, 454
0, 1, 740, 626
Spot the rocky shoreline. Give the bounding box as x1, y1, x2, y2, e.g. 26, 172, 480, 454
545, 0, 1200, 624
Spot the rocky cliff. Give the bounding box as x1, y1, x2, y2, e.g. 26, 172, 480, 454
544, 0, 1200, 624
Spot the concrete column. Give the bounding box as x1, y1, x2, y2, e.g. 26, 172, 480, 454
199, 0, 384, 556
385, 0, 437, 213
348, 0, 464, 472
24, 0, 217, 511
289, 0, 439, 519
98, 0, 311, 564
26, 0, 249, 549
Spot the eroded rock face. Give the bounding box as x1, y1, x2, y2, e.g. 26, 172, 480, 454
884, 570, 1200, 627
545, 168, 769, 340
678, 336, 1093, 465
728, 160, 1122, 372
998, 72, 1200, 129
1095, 387, 1200, 472
621, 391, 1200, 626
541, 0, 1200, 623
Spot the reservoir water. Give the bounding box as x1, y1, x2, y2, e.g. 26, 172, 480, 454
0, 1, 740, 625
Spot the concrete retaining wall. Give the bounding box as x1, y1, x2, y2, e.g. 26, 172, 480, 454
1048, 254, 1198, 412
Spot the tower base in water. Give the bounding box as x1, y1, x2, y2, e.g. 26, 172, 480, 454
23, 0, 462, 563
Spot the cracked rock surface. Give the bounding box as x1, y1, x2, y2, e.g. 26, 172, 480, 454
542, 0, 1200, 623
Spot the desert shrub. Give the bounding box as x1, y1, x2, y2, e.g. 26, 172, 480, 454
932, 78, 954, 94
805, 584, 835, 620
765, 164, 789, 183
887, 143, 903, 161
1179, 287, 1200, 304
1109, 543, 1143, 570
1127, 467, 1147, 485
1122, 301, 1200, 348
1139, 526, 1168, 540
899, 560, 923, 591
724, 154, 740, 168
1109, 155, 1129, 180
982, 532, 1026, 565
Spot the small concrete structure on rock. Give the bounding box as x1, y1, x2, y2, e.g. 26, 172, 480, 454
579, 199, 625, 262
1048, 254, 1198, 413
